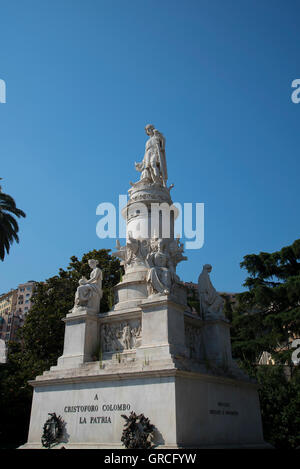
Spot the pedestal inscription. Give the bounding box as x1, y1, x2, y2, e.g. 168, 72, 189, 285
63, 396, 131, 425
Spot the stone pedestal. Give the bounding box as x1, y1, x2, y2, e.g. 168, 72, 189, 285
125, 181, 175, 240
112, 267, 148, 311
21, 291, 269, 449
136, 295, 188, 361
202, 319, 233, 368
55, 309, 99, 369
20, 363, 268, 449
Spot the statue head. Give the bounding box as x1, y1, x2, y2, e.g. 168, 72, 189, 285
145, 124, 155, 136
88, 259, 99, 269
203, 264, 212, 273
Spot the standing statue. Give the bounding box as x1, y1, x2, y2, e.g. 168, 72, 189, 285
198, 264, 224, 320
135, 124, 167, 186
71, 259, 103, 314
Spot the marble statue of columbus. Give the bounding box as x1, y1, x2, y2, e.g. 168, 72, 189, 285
71, 259, 103, 314
135, 124, 167, 186
198, 264, 224, 320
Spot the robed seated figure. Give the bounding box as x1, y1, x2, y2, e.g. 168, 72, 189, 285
198, 264, 224, 320
70, 259, 103, 314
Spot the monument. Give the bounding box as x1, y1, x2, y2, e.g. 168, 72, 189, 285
0, 339, 7, 364
21, 125, 268, 448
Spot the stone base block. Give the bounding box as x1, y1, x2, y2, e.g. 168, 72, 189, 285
21, 368, 269, 449
54, 310, 99, 370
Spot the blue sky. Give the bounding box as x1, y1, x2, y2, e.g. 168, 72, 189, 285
1, 0, 299, 294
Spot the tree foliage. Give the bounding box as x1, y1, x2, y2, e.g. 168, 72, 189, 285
0, 190, 26, 261
256, 366, 300, 449
231, 239, 300, 367
230, 239, 300, 449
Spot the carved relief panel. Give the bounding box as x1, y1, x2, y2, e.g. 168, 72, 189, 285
100, 319, 141, 353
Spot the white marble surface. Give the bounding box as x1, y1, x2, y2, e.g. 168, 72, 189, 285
54, 311, 99, 370
21, 367, 268, 449
23, 373, 177, 448
70, 259, 103, 315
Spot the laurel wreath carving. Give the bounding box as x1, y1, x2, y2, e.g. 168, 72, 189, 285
121, 411, 155, 449
41, 412, 65, 449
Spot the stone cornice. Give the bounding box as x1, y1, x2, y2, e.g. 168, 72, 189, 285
62, 311, 99, 323
98, 308, 142, 322
29, 366, 257, 389
141, 296, 186, 312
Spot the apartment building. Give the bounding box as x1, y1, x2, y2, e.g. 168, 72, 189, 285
15, 280, 36, 319
0, 289, 18, 344
0, 281, 36, 346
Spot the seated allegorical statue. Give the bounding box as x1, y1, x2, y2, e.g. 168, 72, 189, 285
70, 259, 103, 314
198, 264, 225, 320
146, 238, 172, 296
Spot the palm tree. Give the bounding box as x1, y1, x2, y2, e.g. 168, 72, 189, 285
0, 185, 26, 261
